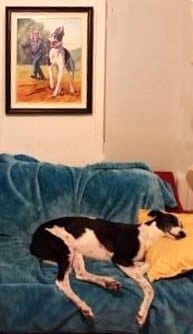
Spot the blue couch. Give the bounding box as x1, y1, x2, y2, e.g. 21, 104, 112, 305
0, 154, 192, 334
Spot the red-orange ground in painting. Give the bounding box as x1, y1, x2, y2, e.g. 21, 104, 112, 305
16, 65, 81, 104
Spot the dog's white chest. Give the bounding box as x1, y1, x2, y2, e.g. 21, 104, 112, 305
49, 48, 63, 65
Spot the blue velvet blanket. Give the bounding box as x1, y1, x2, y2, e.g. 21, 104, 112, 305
0, 154, 192, 334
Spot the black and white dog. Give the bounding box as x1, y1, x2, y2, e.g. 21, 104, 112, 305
47, 26, 75, 96
30, 210, 185, 326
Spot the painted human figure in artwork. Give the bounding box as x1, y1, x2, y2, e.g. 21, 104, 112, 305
21, 30, 45, 80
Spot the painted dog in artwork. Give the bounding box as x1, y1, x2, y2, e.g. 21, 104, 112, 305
48, 26, 75, 96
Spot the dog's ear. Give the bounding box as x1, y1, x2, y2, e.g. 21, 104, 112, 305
61, 26, 65, 34
145, 220, 154, 226
148, 210, 163, 218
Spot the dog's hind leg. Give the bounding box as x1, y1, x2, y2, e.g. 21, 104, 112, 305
72, 252, 121, 291
64, 49, 75, 94
56, 271, 94, 318
56, 252, 94, 319
117, 264, 154, 327
40, 228, 94, 318
64, 68, 74, 95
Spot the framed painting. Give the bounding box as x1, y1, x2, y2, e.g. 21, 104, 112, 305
5, 6, 93, 114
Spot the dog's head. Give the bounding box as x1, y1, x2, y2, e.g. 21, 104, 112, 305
146, 210, 186, 239
48, 26, 64, 48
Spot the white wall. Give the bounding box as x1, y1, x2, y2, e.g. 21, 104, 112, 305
105, 0, 183, 171
1, 0, 193, 179
104, 0, 193, 209
177, 0, 193, 173
175, 1, 193, 209
0, 0, 106, 165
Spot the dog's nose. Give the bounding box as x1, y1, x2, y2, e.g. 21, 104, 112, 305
176, 231, 186, 239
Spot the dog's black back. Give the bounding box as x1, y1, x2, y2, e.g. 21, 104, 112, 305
30, 217, 140, 268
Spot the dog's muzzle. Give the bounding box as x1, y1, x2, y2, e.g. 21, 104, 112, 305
175, 230, 186, 239
49, 40, 58, 48
168, 230, 186, 239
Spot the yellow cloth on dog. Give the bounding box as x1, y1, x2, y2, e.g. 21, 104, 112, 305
137, 209, 193, 282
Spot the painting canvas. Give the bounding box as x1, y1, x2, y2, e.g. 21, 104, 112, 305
5, 7, 93, 114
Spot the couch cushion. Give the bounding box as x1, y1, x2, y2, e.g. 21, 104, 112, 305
138, 210, 193, 281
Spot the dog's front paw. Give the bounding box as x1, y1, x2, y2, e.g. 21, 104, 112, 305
69, 87, 74, 95
136, 309, 147, 327
105, 279, 122, 291
52, 88, 61, 97
80, 304, 94, 319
